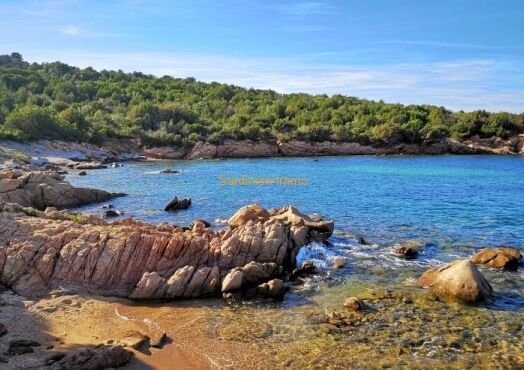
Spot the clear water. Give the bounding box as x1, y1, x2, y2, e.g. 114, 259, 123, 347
68, 155, 524, 310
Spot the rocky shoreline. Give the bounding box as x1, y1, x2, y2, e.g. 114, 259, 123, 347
1, 135, 523, 166
0, 163, 522, 367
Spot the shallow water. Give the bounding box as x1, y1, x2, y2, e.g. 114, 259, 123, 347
67, 155, 524, 368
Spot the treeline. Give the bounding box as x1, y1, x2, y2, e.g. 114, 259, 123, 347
0, 52, 523, 147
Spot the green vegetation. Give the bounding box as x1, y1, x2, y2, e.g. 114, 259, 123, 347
67, 213, 90, 224
0, 52, 522, 146
21, 207, 38, 217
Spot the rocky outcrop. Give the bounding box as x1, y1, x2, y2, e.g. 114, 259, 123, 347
164, 196, 191, 212
0, 172, 118, 210
416, 259, 494, 302
0, 203, 333, 300
471, 247, 522, 270
49, 345, 133, 370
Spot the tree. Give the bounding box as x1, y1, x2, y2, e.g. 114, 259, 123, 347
5, 105, 61, 140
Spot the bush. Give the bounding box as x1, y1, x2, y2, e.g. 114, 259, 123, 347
4, 105, 61, 141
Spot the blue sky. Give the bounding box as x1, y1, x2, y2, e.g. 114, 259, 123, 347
1, 0, 523, 112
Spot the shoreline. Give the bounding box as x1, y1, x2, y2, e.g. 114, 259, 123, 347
1, 135, 523, 165
0, 154, 523, 368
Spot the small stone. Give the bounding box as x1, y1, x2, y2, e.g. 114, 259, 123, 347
394, 240, 423, 259
103, 210, 122, 218
119, 331, 149, 349
344, 297, 364, 311
78, 171, 87, 176
290, 261, 316, 280
332, 257, 345, 269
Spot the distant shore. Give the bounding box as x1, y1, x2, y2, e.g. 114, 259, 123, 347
1, 135, 523, 165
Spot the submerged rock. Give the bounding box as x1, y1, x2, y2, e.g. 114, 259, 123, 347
160, 169, 179, 174
471, 247, 522, 270
416, 259, 494, 302
344, 297, 364, 311
257, 278, 285, 298
164, 196, 191, 212
332, 257, 346, 269
394, 240, 424, 259
290, 261, 317, 280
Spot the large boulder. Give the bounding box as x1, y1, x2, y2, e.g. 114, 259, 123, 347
471, 247, 522, 270
416, 259, 494, 302
228, 204, 269, 228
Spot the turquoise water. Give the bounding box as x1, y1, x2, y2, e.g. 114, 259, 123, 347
68, 155, 524, 310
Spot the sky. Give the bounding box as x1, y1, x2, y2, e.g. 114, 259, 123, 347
0, 0, 523, 112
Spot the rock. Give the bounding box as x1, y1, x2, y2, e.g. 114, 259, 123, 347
120, 331, 149, 349
102, 204, 114, 209
78, 170, 87, 176
394, 240, 423, 259
228, 204, 270, 228
0, 203, 328, 300
160, 169, 179, 174
0, 171, 119, 210
471, 247, 522, 270
357, 236, 369, 245
257, 278, 284, 298
31, 157, 49, 166
332, 258, 345, 269
74, 162, 108, 170
0, 170, 21, 180
416, 259, 494, 302
44, 352, 67, 365
0, 179, 22, 193
290, 261, 317, 280
221, 270, 244, 292
148, 328, 167, 348
190, 219, 211, 228
344, 297, 364, 311
164, 196, 191, 212
6, 339, 41, 356
0, 323, 7, 337
49, 345, 132, 370
103, 209, 122, 218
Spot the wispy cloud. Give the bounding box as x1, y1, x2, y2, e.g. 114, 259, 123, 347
21, 50, 524, 113
58, 25, 134, 38
61, 25, 80, 35
265, 1, 336, 16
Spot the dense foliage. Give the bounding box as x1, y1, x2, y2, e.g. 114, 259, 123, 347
0, 53, 522, 147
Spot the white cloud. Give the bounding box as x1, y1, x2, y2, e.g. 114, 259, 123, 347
61, 25, 80, 35
21, 50, 524, 113
58, 25, 133, 38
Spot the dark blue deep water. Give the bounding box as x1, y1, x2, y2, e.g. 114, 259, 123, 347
69, 155, 524, 310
